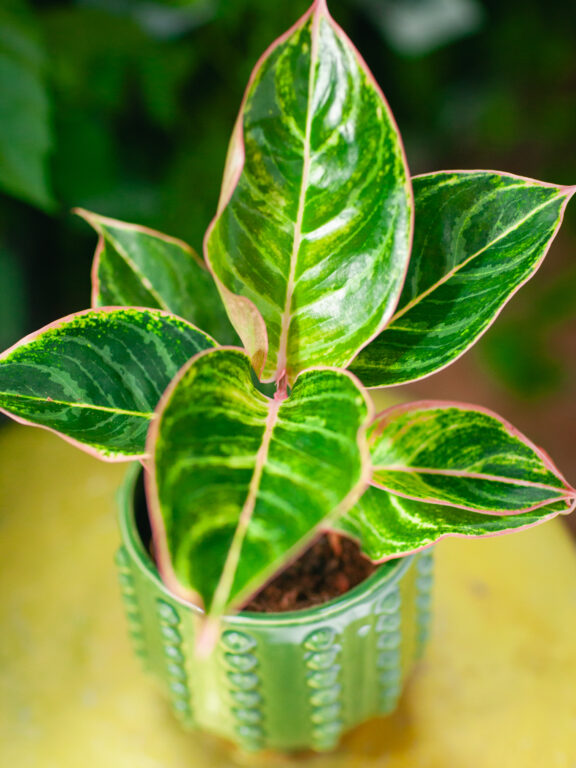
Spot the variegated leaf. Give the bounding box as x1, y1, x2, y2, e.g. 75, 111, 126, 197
77, 209, 236, 343
335, 486, 573, 561
147, 348, 371, 619
0, 308, 216, 459
351, 172, 575, 387
368, 402, 574, 513
205, 0, 412, 382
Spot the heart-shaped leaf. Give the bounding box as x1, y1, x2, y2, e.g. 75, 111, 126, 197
77, 209, 236, 343
334, 485, 573, 561
351, 172, 575, 387
0, 308, 216, 459
368, 401, 574, 512
147, 347, 371, 620
205, 0, 412, 383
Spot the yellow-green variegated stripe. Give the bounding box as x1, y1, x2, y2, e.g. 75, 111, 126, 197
147, 347, 371, 619
334, 486, 573, 561
351, 172, 575, 387
77, 209, 236, 344
0, 308, 216, 460
368, 401, 574, 513
205, 0, 412, 383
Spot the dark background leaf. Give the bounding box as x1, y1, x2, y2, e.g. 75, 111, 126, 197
0, 0, 54, 210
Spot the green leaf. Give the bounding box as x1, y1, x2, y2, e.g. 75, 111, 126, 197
0, 0, 55, 209
351, 172, 575, 387
0, 308, 216, 460
335, 486, 573, 562
148, 348, 371, 619
205, 0, 412, 382
368, 402, 574, 512
77, 209, 236, 343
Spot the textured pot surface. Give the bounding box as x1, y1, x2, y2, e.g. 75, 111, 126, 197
117, 466, 433, 752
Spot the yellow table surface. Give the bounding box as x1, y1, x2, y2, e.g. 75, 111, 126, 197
1, 423, 576, 768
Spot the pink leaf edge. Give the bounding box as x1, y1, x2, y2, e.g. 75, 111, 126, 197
361, 176, 576, 389
145, 345, 250, 607
368, 399, 576, 513
145, 352, 376, 610
323, 497, 576, 566
203, 0, 415, 383
74, 208, 208, 309
0, 306, 212, 464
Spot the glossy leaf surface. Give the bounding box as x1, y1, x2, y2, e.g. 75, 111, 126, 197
79, 210, 236, 344
205, 0, 412, 382
0, 308, 215, 459
352, 172, 575, 386
148, 348, 371, 618
368, 402, 574, 513
335, 486, 572, 561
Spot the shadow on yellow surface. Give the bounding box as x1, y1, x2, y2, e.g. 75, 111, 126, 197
1, 424, 576, 767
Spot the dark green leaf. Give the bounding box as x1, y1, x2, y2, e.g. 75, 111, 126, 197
368, 401, 574, 512
351, 172, 575, 387
148, 348, 371, 619
78, 209, 236, 343
0, 308, 216, 459
205, 0, 412, 382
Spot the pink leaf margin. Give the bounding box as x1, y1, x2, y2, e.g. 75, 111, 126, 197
202, 0, 415, 384
0, 306, 215, 463
367, 399, 576, 515
74, 208, 209, 309
321, 3, 415, 373
144, 348, 375, 611
358, 174, 576, 389
324, 498, 576, 566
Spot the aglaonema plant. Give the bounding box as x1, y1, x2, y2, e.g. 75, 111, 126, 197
1, 0, 575, 641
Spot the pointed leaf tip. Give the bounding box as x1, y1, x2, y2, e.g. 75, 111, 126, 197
336, 399, 574, 561
368, 401, 572, 514
337, 486, 570, 563
0, 308, 216, 460
206, 4, 412, 382
352, 171, 573, 387
78, 209, 236, 343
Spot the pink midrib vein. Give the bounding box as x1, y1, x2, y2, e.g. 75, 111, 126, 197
208, 398, 281, 618
275, 10, 321, 383
388, 193, 563, 326
372, 465, 571, 494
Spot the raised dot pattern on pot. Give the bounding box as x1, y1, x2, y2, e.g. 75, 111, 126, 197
115, 546, 147, 667
304, 627, 343, 751
220, 630, 265, 751
156, 599, 194, 727
373, 585, 402, 713
415, 551, 434, 656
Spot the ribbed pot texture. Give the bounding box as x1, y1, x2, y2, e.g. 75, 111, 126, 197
116, 466, 433, 752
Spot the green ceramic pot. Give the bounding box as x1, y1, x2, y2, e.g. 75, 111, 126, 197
116, 466, 433, 753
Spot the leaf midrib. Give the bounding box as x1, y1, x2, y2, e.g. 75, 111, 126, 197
389, 191, 562, 325
275, 8, 321, 380
373, 465, 568, 495
208, 397, 282, 617
101, 233, 171, 312
0, 390, 154, 418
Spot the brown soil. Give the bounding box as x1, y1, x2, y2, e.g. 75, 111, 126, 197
136, 474, 377, 614
242, 534, 377, 613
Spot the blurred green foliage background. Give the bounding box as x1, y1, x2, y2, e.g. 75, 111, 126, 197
1, 0, 575, 475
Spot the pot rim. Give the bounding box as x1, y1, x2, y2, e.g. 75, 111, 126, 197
119, 464, 414, 627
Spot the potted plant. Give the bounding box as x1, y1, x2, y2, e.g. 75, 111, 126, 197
0, 0, 574, 754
